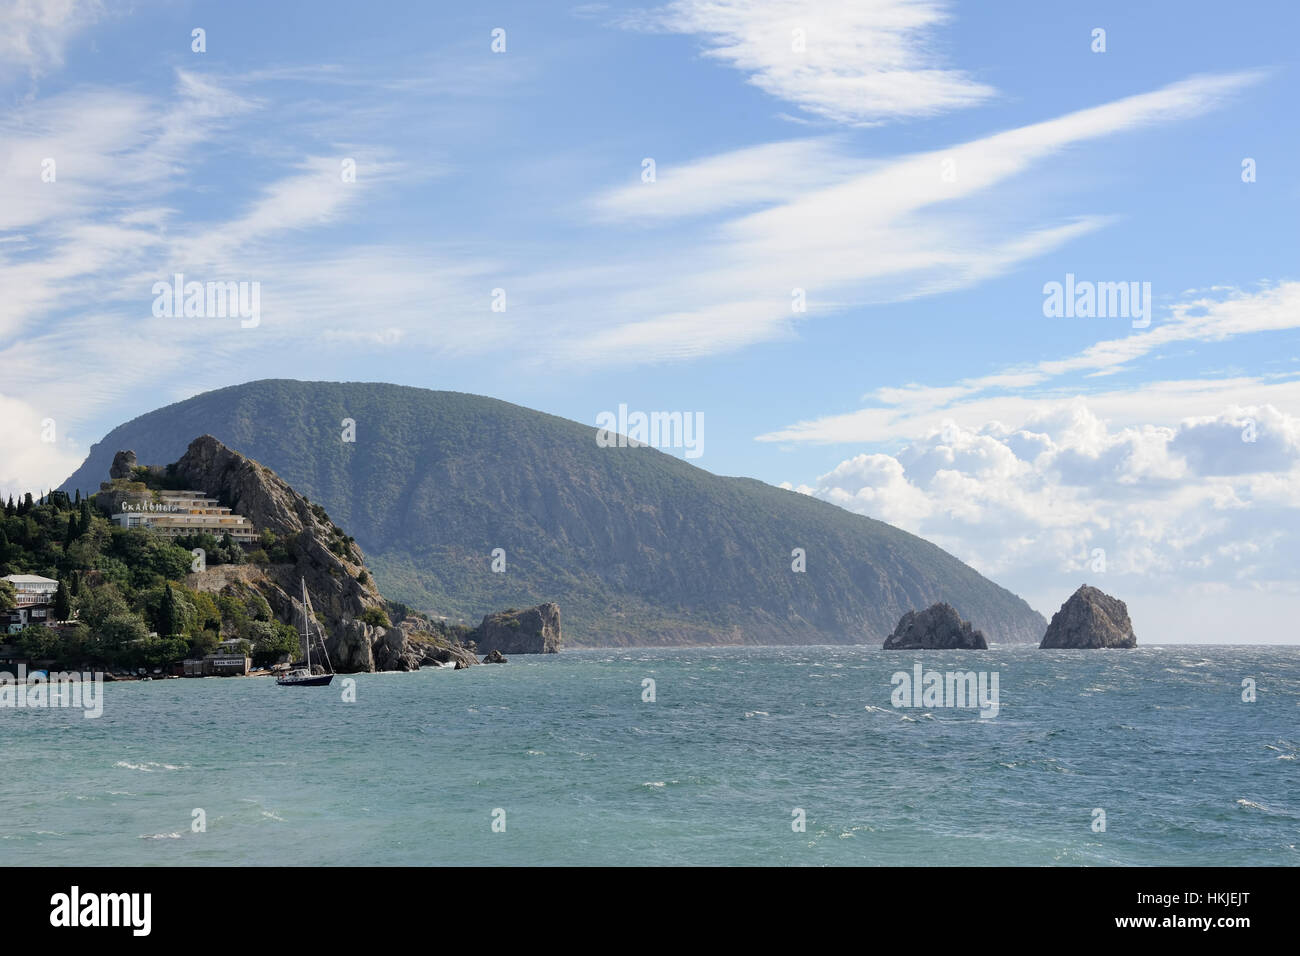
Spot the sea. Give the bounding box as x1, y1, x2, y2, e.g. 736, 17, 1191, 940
2, 645, 1296, 866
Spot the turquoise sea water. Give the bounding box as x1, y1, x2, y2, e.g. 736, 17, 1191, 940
2, 646, 1296, 866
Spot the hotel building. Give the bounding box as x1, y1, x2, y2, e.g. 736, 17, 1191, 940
110, 490, 259, 544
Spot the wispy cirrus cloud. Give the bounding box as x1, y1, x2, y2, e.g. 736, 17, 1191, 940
627, 0, 995, 124
759, 281, 1300, 445
570, 71, 1263, 363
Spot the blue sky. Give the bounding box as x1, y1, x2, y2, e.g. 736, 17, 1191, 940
2, 0, 1298, 639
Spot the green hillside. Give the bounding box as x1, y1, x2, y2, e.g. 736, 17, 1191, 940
60, 380, 1047, 645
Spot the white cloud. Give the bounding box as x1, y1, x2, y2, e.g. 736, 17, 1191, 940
636, 0, 994, 124
0, 393, 89, 500
0, 0, 103, 79
793, 402, 1300, 605
564, 71, 1262, 363
590, 137, 859, 222
759, 283, 1300, 445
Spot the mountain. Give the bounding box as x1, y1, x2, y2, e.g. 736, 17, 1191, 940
61, 380, 1047, 645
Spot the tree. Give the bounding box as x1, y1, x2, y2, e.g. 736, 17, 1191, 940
0, 579, 16, 612
219, 533, 244, 565
247, 619, 299, 666
99, 612, 149, 648
17, 624, 59, 660
157, 583, 187, 638
53, 579, 72, 621
75, 585, 129, 630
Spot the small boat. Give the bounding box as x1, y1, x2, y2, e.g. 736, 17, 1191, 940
277, 578, 334, 687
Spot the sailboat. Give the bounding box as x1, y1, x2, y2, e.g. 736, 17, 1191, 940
276, 578, 334, 687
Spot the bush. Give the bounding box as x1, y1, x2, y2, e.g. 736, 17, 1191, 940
360, 606, 390, 628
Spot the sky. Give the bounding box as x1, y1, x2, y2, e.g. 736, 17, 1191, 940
1, 0, 1298, 641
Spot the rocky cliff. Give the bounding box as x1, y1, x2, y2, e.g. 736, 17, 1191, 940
883, 603, 988, 649
1039, 585, 1137, 649
159, 435, 478, 671
472, 603, 561, 655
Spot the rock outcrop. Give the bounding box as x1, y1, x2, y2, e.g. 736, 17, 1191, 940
472, 603, 561, 655
109, 450, 138, 479
1039, 585, 1137, 648
482, 649, 508, 664
883, 603, 988, 649
163, 436, 479, 671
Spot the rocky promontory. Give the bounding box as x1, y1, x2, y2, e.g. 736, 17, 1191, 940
1039, 585, 1137, 648
883, 603, 988, 649
113, 436, 485, 673
472, 603, 561, 655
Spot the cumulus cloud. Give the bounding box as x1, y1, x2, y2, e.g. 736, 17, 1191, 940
0, 393, 86, 499
788, 402, 1300, 594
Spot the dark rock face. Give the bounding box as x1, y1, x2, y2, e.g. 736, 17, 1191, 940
1040, 585, 1136, 648
109, 450, 138, 479
472, 603, 561, 655
482, 649, 508, 664
883, 603, 988, 649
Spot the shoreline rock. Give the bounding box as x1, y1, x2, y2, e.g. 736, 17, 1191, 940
883, 603, 988, 650
1039, 585, 1137, 648
472, 603, 561, 655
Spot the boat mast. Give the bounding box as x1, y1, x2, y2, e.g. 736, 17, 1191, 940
302, 577, 310, 671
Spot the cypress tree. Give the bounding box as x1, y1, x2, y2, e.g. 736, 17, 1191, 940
53, 580, 72, 622
160, 583, 180, 637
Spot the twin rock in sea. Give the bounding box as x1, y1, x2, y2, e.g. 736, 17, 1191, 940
883, 584, 1138, 649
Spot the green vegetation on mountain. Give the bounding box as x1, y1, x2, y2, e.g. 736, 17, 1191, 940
0, 489, 299, 669
61, 379, 1047, 645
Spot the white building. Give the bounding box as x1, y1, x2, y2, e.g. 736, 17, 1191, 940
2, 574, 59, 606
110, 490, 259, 544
